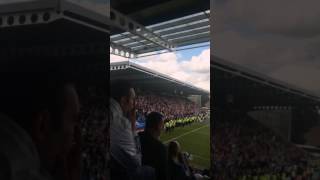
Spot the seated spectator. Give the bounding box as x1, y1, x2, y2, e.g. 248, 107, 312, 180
139, 112, 168, 180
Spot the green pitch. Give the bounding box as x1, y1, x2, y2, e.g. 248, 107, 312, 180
160, 120, 210, 170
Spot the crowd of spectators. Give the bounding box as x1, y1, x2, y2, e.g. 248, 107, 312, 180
134, 93, 208, 132
135, 93, 199, 121
213, 111, 319, 180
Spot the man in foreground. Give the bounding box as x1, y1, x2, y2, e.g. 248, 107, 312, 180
110, 79, 155, 180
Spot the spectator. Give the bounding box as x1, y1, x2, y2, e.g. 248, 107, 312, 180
168, 141, 191, 180
139, 112, 168, 180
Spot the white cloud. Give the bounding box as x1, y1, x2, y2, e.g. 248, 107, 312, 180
181, 49, 210, 73
110, 49, 210, 91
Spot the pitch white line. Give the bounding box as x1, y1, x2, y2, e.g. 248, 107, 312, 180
164, 125, 208, 144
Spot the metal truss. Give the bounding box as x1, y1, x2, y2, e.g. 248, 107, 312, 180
110, 10, 210, 57
0, 1, 210, 59
108, 8, 175, 52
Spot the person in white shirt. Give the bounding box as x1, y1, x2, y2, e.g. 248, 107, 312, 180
110, 79, 155, 180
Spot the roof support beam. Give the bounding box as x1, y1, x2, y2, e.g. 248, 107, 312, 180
115, 26, 209, 47
108, 7, 175, 51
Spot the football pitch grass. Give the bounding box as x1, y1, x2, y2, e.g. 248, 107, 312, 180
160, 120, 210, 170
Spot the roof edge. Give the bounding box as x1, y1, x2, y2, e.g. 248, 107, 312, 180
110, 61, 210, 95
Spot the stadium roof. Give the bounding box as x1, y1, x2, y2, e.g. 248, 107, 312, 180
111, 0, 209, 27
0, 0, 109, 33
0, 0, 109, 58
0, 0, 210, 57
110, 0, 210, 58
212, 56, 320, 107
110, 61, 209, 96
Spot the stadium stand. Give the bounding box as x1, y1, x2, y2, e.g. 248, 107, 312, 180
111, 61, 209, 129
212, 56, 320, 180
213, 110, 315, 179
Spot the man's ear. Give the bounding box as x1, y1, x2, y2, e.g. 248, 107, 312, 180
32, 110, 51, 142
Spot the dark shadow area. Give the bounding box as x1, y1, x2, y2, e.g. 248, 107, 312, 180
0, 1, 109, 179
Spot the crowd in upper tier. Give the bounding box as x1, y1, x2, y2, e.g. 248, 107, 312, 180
135, 94, 199, 121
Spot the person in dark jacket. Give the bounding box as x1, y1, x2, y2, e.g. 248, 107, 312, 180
139, 112, 168, 180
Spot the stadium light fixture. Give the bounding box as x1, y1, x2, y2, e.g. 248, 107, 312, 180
110, 42, 136, 58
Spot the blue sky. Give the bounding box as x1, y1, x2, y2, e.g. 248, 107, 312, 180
177, 46, 209, 62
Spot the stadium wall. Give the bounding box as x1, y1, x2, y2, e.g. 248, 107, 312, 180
248, 110, 292, 141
